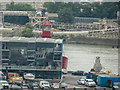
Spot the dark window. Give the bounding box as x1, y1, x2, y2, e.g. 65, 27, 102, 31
2, 51, 9, 59
54, 52, 61, 60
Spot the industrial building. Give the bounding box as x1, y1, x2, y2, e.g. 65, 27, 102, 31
0, 37, 63, 79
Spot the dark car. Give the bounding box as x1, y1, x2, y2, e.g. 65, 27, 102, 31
72, 71, 84, 76
21, 84, 29, 90
113, 82, 120, 90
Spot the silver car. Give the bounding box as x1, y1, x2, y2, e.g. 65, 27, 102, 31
84, 79, 96, 87
77, 79, 85, 85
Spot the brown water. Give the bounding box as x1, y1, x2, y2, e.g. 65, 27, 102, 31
64, 44, 118, 74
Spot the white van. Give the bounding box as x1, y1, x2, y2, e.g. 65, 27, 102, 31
0, 80, 9, 89
39, 81, 50, 89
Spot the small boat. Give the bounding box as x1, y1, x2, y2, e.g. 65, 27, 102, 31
24, 73, 35, 80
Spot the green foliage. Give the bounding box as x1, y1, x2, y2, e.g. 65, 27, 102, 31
25, 23, 33, 29
43, 2, 64, 13
58, 8, 74, 24
6, 2, 36, 11
52, 25, 58, 28
52, 35, 67, 42
43, 2, 118, 21
21, 23, 33, 37
2, 30, 14, 37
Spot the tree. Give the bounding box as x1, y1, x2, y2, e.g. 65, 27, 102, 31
25, 23, 33, 29
43, 2, 118, 19
58, 8, 74, 24
21, 23, 33, 37
6, 2, 36, 11
21, 28, 33, 37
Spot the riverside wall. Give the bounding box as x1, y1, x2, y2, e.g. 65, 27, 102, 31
65, 37, 119, 46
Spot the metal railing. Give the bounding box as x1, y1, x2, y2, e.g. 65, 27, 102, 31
1, 65, 61, 71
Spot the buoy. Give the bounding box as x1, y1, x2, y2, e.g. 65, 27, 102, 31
112, 46, 114, 48
117, 46, 119, 48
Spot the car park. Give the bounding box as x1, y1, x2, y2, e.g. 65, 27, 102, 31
84, 79, 96, 87
0, 80, 9, 89
77, 79, 85, 85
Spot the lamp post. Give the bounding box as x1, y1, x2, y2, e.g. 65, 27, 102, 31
6, 66, 11, 80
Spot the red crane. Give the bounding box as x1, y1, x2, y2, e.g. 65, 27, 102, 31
41, 21, 53, 38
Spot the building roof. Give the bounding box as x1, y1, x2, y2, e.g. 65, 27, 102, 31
98, 74, 119, 78
0, 37, 63, 43
47, 13, 58, 17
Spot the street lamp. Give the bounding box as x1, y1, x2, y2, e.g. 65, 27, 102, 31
6, 66, 11, 80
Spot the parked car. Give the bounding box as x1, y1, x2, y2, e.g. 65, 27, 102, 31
0, 80, 9, 89
32, 82, 39, 90
22, 83, 30, 89
84, 79, 96, 87
21, 84, 28, 90
39, 81, 50, 89
113, 82, 120, 90
73, 87, 81, 90
59, 82, 68, 89
72, 71, 84, 76
51, 83, 59, 89
10, 84, 21, 90
77, 79, 85, 85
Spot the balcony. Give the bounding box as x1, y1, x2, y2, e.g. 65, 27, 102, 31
27, 49, 35, 52
2, 58, 9, 61
2, 49, 9, 51
27, 59, 35, 61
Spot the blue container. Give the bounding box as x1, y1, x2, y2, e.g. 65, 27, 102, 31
97, 75, 120, 87
88, 72, 91, 79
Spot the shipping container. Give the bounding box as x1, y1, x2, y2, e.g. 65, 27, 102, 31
97, 75, 120, 87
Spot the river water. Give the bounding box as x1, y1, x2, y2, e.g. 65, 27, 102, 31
64, 44, 118, 74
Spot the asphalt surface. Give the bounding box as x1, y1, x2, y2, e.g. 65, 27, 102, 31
62, 73, 112, 89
